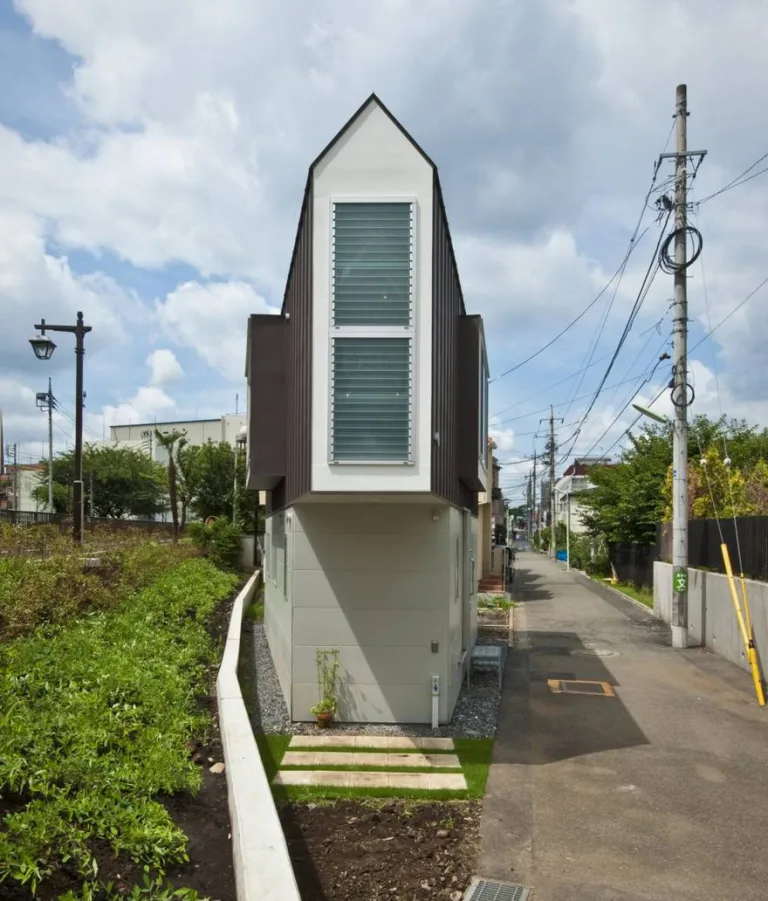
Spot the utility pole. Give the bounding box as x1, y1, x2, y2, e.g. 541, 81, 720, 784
12, 443, 18, 511
531, 450, 537, 548
541, 407, 563, 558
672, 87, 689, 648
37, 378, 55, 511
657, 85, 706, 649
89, 471, 95, 519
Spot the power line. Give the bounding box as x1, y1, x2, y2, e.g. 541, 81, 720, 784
694, 151, 768, 206
556, 209, 672, 462
491, 371, 667, 428
689, 274, 768, 354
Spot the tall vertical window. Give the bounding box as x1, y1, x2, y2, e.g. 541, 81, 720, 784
330, 201, 414, 463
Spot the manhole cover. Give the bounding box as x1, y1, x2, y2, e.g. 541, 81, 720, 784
547, 679, 616, 697
464, 878, 531, 901
571, 648, 619, 658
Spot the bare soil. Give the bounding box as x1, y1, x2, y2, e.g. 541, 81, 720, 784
0, 586, 240, 901
279, 800, 481, 901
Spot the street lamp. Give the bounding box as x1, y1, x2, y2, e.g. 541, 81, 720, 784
29, 311, 92, 543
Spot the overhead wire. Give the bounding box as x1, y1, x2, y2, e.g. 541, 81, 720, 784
694, 151, 768, 206
555, 207, 673, 463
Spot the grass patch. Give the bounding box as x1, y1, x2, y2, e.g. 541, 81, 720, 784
477, 594, 514, 611
256, 735, 493, 802
605, 579, 654, 609
245, 601, 264, 622
0, 558, 237, 898
0, 524, 198, 642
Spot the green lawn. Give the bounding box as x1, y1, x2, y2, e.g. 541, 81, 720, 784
256, 735, 493, 802
612, 581, 654, 608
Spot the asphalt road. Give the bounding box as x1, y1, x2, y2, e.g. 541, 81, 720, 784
479, 551, 768, 901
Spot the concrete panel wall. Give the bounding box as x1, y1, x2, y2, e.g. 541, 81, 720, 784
655, 561, 768, 674
264, 512, 293, 714
290, 502, 453, 724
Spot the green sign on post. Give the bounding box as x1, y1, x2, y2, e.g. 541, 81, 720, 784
673, 568, 688, 593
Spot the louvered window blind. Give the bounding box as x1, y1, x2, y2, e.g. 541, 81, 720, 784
331, 338, 411, 461
332, 202, 412, 326
330, 201, 414, 463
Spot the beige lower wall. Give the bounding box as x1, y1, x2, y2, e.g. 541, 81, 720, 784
264, 512, 292, 713
283, 501, 475, 724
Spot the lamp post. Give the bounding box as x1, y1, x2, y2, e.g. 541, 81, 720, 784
29, 311, 91, 543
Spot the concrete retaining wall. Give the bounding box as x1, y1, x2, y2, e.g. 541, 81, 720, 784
654, 561, 768, 673
216, 572, 301, 901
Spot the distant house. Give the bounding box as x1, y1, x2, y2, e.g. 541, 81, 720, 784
0, 464, 45, 512
246, 95, 489, 725
554, 456, 612, 534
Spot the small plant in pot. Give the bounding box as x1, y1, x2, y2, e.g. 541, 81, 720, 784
310, 648, 340, 728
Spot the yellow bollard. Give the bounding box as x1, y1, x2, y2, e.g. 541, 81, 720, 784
721, 544, 765, 707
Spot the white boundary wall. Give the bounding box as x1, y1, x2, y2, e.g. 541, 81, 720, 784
654, 561, 768, 673
216, 572, 301, 901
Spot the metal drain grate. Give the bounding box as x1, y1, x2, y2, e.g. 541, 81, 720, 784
548, 678, 615, 697
463, 878, 531, 901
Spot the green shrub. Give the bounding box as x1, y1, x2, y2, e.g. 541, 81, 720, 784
0, 527, 196, 643
186, 519, 243, 571
0, 558, 237, 898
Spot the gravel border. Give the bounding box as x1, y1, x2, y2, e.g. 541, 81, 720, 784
240, 611, 507, 739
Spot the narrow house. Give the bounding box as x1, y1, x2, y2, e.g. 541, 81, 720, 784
246, 95, 488, 724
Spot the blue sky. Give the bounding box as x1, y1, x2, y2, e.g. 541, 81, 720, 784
1, 0, 767, 506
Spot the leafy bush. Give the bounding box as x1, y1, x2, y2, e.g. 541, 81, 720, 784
186, 519, 243, 571
478, 594, 513, 611
0, 559, 237, 898
0, 526, 196, 643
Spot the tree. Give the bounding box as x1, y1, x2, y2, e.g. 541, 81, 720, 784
188, 441, 237, 523
579, 423, 672, 545
175, 439, 200, 532
155, 429, 186, 540
32, 444, 167, 518
745, 459, 768, 515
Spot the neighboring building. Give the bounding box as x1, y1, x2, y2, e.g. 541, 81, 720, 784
554, 456, 612, 535
246, 94, 489, 725
109, 414, 247, 465
476, 439, 494, 589
0, 464, 46, 511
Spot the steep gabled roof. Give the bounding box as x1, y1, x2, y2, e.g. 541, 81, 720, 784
309, 93, 436, 172
281, 93, 465, 316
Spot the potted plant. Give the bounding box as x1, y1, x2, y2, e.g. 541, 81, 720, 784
310, 648, 340, 728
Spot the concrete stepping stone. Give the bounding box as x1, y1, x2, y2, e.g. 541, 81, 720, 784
281, 751, 462, 769
274, 770, 468, 790
289, 735, 454, 751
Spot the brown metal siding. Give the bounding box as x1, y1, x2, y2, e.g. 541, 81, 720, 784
431, 177, 477, 514
458, 316, 483, 494
247, 315, 287, 490
273, 181, 313, 511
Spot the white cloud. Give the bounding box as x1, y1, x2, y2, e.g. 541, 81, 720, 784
155, 280, 279, 382
146, 349, 183, 387
101, 385, 176, 430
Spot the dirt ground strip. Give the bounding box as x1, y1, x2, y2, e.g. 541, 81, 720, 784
279, 800, 481, 901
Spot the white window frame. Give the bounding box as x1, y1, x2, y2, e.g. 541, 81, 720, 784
327, 196, 418, 466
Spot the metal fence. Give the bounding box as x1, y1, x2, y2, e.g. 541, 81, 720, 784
0, 510, 174, 533
658, 516, 768, 582
608, 542, 658, 589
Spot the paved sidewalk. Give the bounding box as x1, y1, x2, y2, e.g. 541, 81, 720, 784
479, 552, 768, 901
